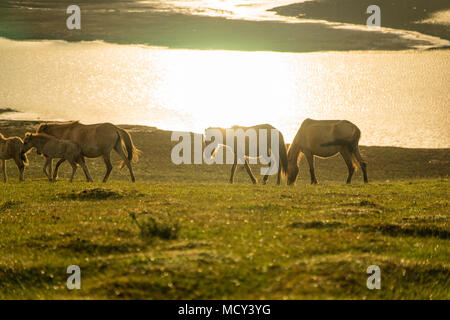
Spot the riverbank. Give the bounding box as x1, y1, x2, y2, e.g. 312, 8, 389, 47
1, 119, 448, 183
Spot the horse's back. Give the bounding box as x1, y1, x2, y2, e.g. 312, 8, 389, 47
61, 122, 118, 145
333, 120, 359, 141
301, 119, 357, 135
298, 119, 355, 155
301, 118, 353, 128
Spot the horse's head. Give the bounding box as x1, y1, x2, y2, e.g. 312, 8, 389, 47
287, 160, 299, 185
286, 145, 300, 185
22, 133, 34, 153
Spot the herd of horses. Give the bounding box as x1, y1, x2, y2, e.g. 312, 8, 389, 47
0, 118, 368, 185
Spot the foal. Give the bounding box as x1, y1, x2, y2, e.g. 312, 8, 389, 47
23, 133, 93, 182
0, 133, 28, 182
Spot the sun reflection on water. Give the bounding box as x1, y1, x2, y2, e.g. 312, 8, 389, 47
0, 37, 449, 147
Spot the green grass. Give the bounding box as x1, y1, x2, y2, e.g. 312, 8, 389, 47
0, 179, 448, 299
0, 121, 448, 299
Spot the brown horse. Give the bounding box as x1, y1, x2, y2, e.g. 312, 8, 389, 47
0, 133, 28, 182
23, 132, 93, 183
36, 121, 141, 182
205, 124, 288, 185
287, 119, 368, 185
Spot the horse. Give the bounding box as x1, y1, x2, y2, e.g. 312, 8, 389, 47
36, 121, 141, 182
0, 133, 28, 182
23, 132, 93, 183
287, 118, 368, 185
205, 124, 288, 185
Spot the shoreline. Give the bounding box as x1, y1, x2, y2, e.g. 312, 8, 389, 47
1, 119, 449, 184
1, 119, 449, 151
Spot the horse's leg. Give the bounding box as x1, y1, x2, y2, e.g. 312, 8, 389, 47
102, 153, 113, 183
69, 160, 77, 183
340, 148, 354, 184
79, 156, 93, 182
277, 163, 282, 185
1, 159, 7, 183
114, 143, 135, 182
13, 156, 25, 182
262, 173, 269, 185
244, 159, 257, 184
43, 157, 52, 181
52, 159, 66, 181
262, 160, 276, 185
354, 146, 368, 183
229, 162, 237, 184
48, 158, 53, 182
304, 151, 318, 184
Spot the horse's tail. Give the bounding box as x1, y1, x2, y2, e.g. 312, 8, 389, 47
117, 128, 142, 169
277, 131, 288, 178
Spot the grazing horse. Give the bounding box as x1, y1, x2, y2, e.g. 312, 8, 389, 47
23, 133, 93, 183
0, 133, 28, 182
36, 121, 141, 182
287, 118, 368, 185
205, 124, 288, 185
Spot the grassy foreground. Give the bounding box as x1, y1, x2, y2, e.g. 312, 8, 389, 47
0, 179, 448, 299
0, 120, 448, 299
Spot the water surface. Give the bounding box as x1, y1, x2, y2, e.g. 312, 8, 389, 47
0, 37, 449, 148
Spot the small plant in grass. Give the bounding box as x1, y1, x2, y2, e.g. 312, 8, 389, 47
130, 212, 179, 241
0, 200, 22, 211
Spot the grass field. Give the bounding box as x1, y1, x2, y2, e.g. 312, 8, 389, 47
0, 120, 449, 299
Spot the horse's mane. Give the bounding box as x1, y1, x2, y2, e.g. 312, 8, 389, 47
287, 133, 302, 162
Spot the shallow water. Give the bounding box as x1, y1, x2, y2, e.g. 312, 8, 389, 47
0, 37, 449, 148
